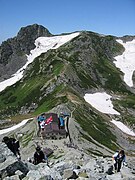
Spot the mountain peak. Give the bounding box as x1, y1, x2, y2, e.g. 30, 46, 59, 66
15, 24, 53, 55
17, 24, 52, 39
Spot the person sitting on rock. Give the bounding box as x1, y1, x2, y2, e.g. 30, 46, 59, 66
112, 150, 126, 172
2, 136, 21, 159
34, 146, 46, 165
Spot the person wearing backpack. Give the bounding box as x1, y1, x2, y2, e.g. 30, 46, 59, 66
2, 136, 21, 159
112, 150, 126, 172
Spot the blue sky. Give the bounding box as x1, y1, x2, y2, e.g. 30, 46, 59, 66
0, 0, 135, 43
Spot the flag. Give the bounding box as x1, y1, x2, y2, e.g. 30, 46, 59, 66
45, 116, 53, 125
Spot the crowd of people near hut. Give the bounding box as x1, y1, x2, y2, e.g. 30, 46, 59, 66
37, 112, 69, 138
37, 112, 69, 129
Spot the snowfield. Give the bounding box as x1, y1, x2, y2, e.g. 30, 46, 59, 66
114, 39, 135, 87
111, 119, 135, 136
84, 92, 120, 115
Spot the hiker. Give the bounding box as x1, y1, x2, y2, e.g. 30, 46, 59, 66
112, 150, 126, 172
36, 113, 46, 136
2, 136, 21, 159
40, 120, 46, 139
40, 119, 46, 131
34, 146, 46, 165
58, 112, 69, 129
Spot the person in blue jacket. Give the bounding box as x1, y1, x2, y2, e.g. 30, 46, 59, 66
59, 112, 69, 129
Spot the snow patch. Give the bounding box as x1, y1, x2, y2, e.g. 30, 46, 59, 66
0, 118, 33, 135
111, 119, 135, 136
114, 39, 135, 87
84, 92, 120, 115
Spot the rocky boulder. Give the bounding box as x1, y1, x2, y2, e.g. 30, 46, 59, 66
0, 143, 29, 179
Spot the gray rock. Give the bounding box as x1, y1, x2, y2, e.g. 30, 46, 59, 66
0, 161, 29, 179
68, 171, 78, 179
0, 144, 29, 179
26, 170, 43, 180
63, 169, 73, 179
3, 175, 20, 180
0, 154, 6, 163
106, 165, 114, 175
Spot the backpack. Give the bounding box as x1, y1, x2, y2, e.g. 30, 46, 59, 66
15, 140, 20, 149
10, 138, 20, 150
114, 153, 125, 162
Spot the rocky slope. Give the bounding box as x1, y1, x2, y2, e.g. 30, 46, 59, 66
0, 118, 135, 180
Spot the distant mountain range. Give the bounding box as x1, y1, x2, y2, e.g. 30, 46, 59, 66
0, 24, 135, 156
